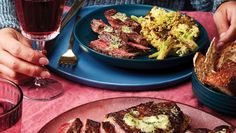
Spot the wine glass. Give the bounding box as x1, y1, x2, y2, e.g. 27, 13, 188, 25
15, 0, 66, 100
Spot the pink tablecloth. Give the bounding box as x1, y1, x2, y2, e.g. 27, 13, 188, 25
21, 12, 236, 133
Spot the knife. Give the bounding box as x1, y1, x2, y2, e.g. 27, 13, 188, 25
61, 0, 85, 30
45, 0, 84, 51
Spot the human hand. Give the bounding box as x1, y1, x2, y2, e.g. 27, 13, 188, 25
213, 1, 236, 45
0, 28, 50, 84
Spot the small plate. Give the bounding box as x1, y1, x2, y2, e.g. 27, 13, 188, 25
39, 97, 232, 133
74, 4, 209, 69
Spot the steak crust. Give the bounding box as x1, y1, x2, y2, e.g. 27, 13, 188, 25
102, 121, 116, 133
106, 101, 190, 133
85, 119, 101, 133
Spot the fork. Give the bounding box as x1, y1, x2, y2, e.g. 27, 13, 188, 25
58, 16, 80, 66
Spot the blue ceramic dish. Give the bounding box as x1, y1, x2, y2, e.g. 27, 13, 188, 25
192, 71, 236, 116
74, 4, 209, 70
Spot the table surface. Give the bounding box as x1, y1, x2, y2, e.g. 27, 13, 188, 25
19, 9, 236, 133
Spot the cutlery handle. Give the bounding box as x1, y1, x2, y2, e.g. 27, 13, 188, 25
61, 0, 84, 30
68, 16, 81, 49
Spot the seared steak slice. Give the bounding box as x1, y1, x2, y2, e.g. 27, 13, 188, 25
106, 101, 190, 133
104, 9, 141, 33
126, 32, 149, 46
91, 19, 149, 47
91, 19, 113, 34
102, 121, 116, 133
127, 42, 150, 52
58, 118, 83, 133
185, 125, 234, 133
185, 128, 211, 133
85, 119, 100, 133
213, 125, 235, 133
89, 39, 137, 58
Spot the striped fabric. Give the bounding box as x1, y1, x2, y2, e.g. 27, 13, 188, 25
0, 0, 19, 29
0, 0, 227, 30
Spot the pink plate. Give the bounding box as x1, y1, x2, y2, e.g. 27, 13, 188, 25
39, 97, 232, 133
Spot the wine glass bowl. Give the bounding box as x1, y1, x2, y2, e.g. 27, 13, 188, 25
15, 0, 66, 100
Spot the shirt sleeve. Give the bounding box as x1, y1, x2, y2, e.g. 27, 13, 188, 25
0, 0, 19, 30
212, 0, 226, 11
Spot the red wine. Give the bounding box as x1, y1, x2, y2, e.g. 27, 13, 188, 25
15, 0, 66, 36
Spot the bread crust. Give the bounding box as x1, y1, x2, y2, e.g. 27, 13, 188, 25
194, 39, 236, 96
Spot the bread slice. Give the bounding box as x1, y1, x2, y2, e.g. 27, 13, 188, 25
193, 52, 206, 83
204, 37, 217, 73
193, 39, 236, 96
106, 101, 191, 133
204, 60, 236, 96
216, 42, 236, 69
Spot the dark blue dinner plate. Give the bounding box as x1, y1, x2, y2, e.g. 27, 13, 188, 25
192, 71, 236, 116
74, 4, 209, 69
46, 5, 202, 91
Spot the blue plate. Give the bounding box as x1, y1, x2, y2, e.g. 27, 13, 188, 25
192, 71, 236, 116
74, 4, 209, 69
47, 6, 198, 91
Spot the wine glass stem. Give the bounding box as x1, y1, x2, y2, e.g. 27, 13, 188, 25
35, 40, 45, 52
34, 40, 46, 87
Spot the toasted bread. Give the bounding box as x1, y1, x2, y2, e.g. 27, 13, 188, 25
193, 39, 236, 96
204, 41, 236, 96
204, 38, 217, 73
204, 60, 236, 96
216, 42, 236, 69
193, 52, 206, 83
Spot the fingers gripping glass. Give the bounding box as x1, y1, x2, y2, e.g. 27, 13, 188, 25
15, 0, 66, 100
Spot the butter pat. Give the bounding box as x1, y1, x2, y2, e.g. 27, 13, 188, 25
123, 112, 171, 133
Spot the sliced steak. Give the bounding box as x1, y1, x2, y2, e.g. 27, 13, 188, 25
106, 101, 190, 133
104, 9, 141, 33
85, 119, 101, 133
58, 118, 83, 133
91, 19, 114, 34
102, 121, 116, 133
89, 39, 137, 58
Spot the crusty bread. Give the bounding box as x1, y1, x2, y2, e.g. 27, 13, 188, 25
204, 37, 217, 73
193, 52, 206, 83
216, 42, 236, 70
204, 60, 236, 96
193, 39, 236, 96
